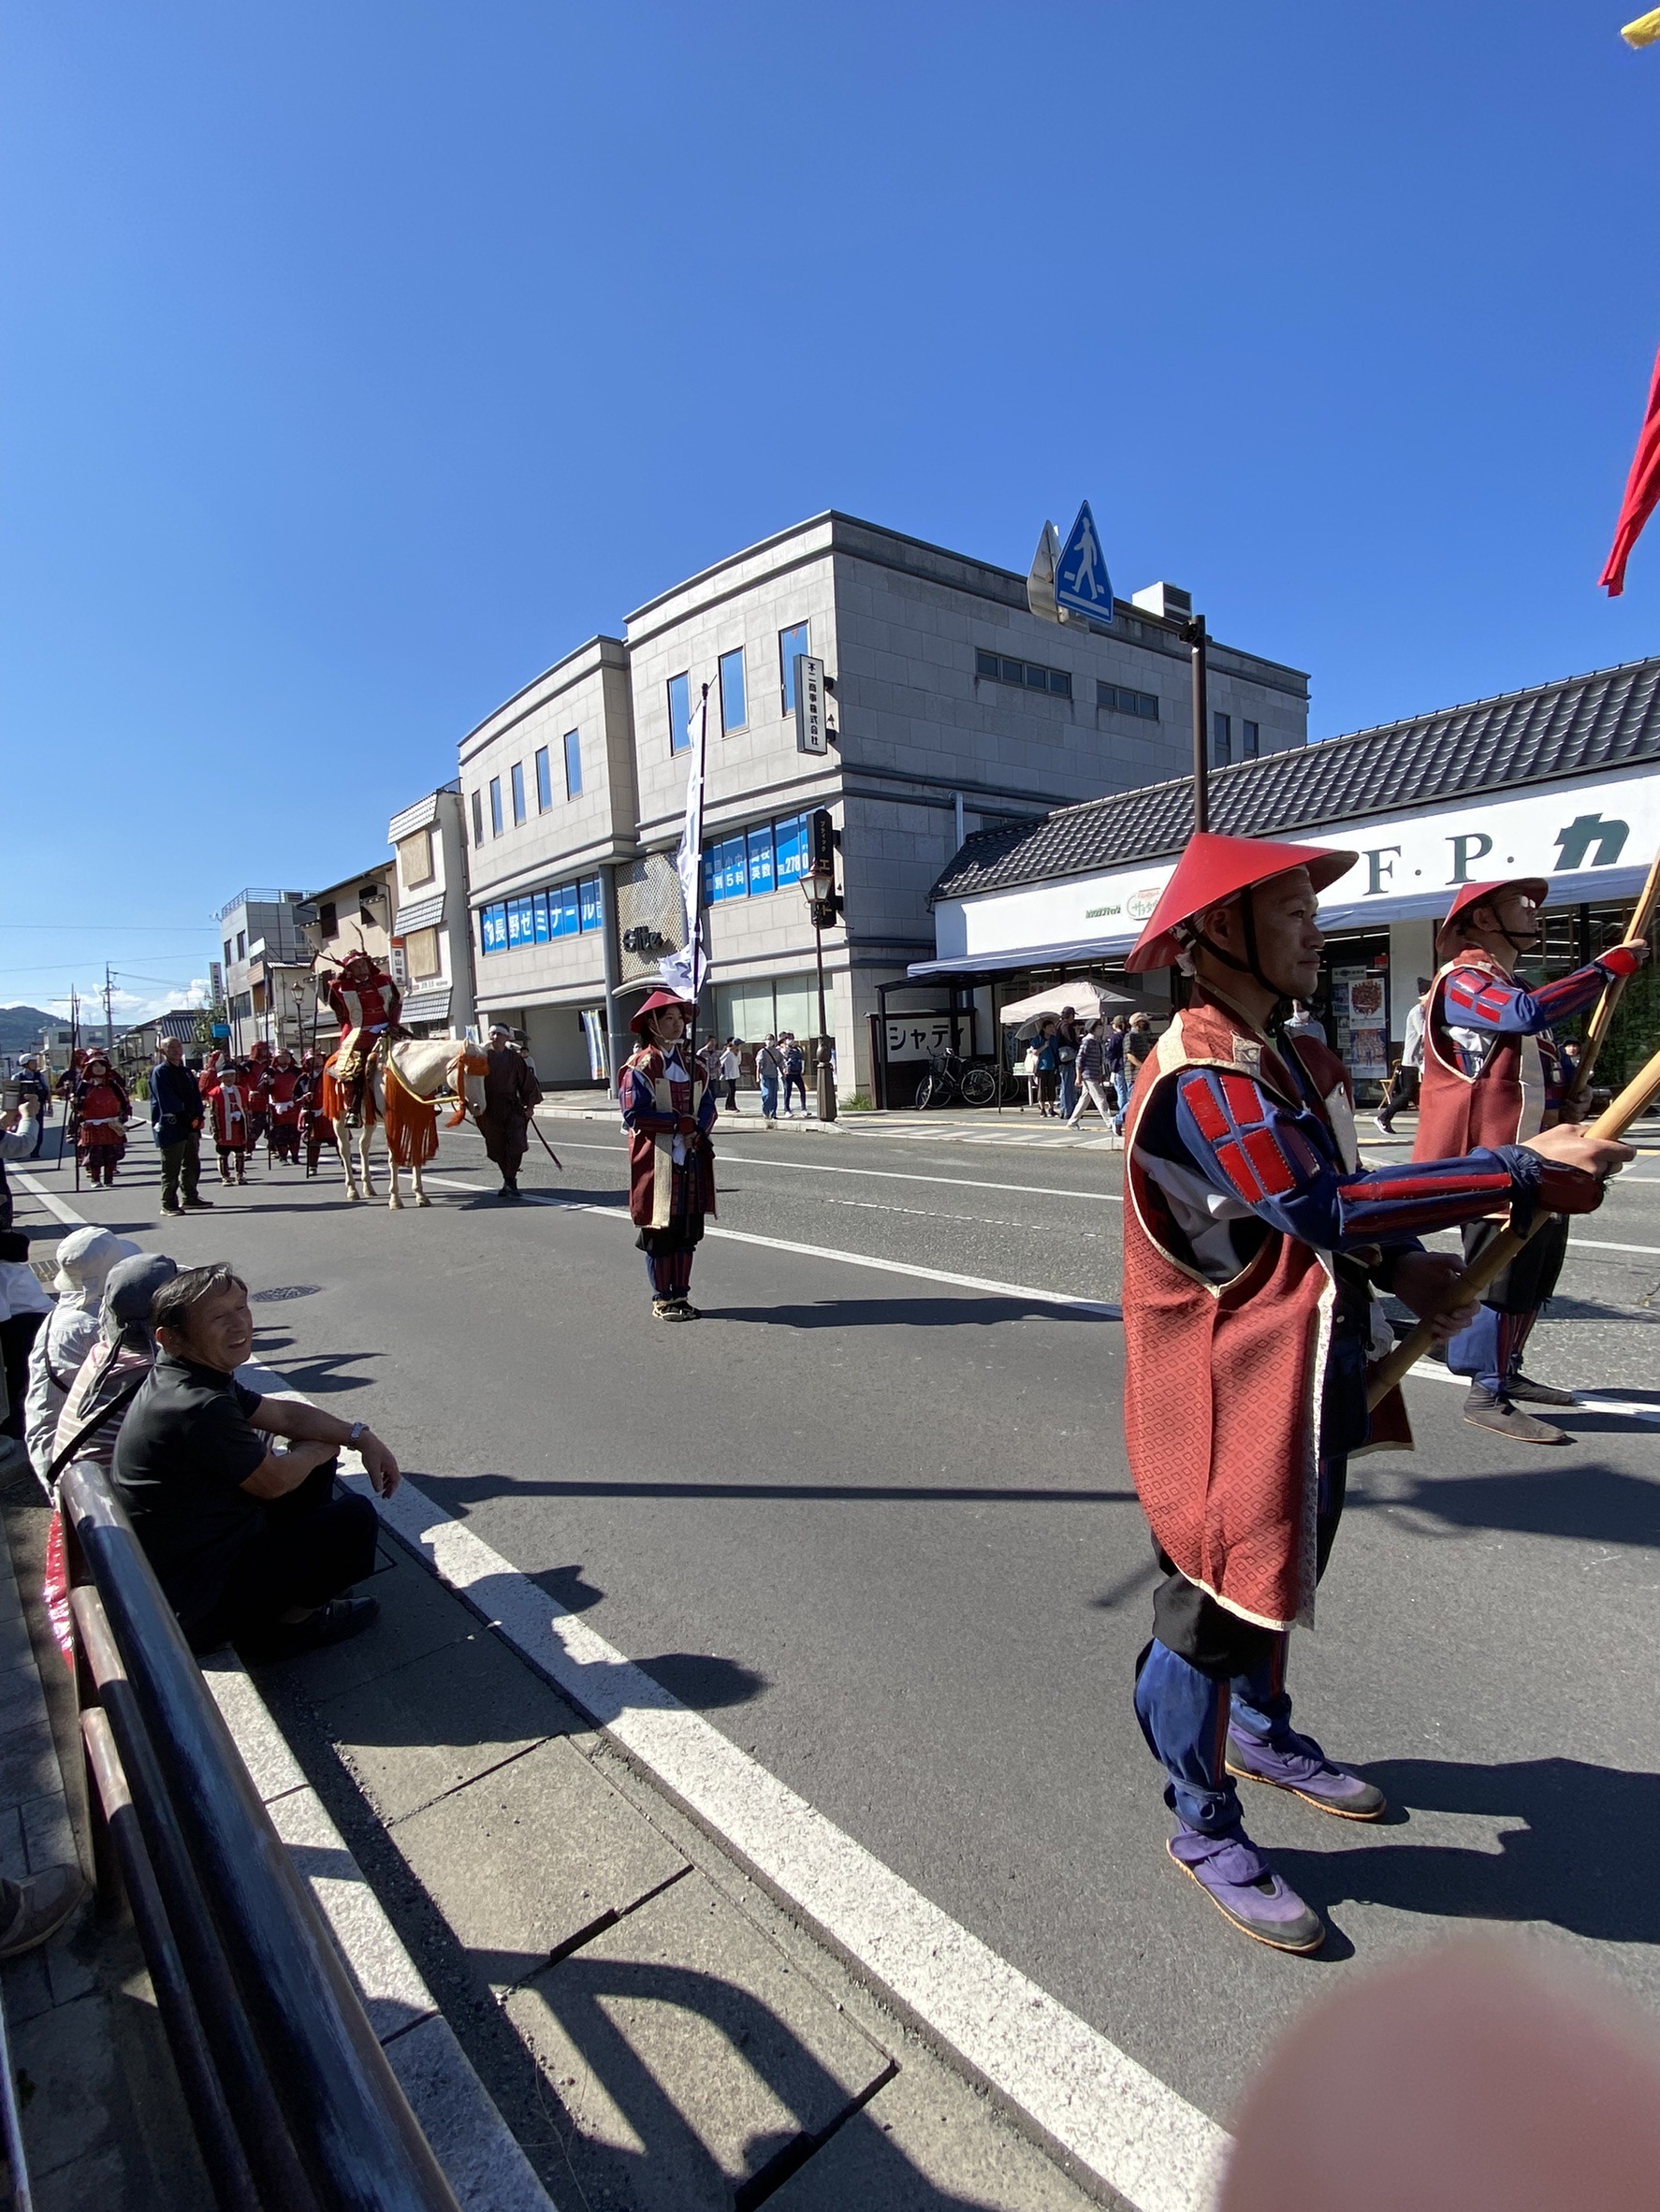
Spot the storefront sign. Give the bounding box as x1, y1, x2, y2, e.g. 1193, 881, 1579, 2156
884, 1016, 958, 1062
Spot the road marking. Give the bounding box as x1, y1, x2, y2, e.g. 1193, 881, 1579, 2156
1561, 1238, 1660, 1257
1404, 1361, 1660, 1424
543, 1138, 1125, 1206
419, 1176, 1122, 1316
331, 1452, 1228, 2212
12, 1171, 88, 1226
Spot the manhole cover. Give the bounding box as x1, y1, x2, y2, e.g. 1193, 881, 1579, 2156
249, 1285, 322, 1303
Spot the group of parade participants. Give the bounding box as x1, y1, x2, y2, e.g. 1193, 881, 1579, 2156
16, 835, 1654, 1958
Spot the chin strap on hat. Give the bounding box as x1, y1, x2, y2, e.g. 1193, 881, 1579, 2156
1178, 888, 1280, 996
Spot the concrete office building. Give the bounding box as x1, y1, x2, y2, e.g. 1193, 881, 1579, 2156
459, 512, 1309, 1092
215, 890, 309, 1058
386, 783, 477, 1038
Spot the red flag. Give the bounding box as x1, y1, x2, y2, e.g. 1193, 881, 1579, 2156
1601, 342, 1660, 596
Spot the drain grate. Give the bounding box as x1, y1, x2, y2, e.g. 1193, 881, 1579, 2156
249, 1285, 322, 1303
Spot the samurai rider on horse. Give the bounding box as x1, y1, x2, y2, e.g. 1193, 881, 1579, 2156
323, 948, 403, 1123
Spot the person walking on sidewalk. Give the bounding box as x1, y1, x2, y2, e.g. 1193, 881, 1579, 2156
153, 1037, 211, 1216
619, 990, 718, 1319
1375, 981, 1430, 1136
1065, 1019, 1115, 1131
1415, 878, 1648, 1444
755, 1034, 784, 1126
1033, 1019, 1060, 1115
781, 1034, 808, 1116
1117, 830, 1630, 1956
478, 1026, 544, 1200
1054, 1008, 1081, 1122
719, 1038, 742, 1111
1102, 1016, 1129, 1114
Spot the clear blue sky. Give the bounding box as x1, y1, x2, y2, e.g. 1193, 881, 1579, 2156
4, 1, 1658, 1019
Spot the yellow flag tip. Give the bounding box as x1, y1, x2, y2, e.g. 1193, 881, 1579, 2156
1622, 7, 1660, 46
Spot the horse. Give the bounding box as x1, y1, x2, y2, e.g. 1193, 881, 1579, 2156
320, 1037, 487, 1209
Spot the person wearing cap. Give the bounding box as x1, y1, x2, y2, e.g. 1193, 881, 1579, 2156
1118, 832, 1630, 1954
478, 1025, 544, 1200
619, 989, 718, 1319
22, 1228, 140, 1486
72, 1049, 130, 1187
1415, 879, 1648, 1443
51, 1251, 180, 1485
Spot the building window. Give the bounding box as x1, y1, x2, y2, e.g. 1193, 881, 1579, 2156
1097, 681, 1160, 720
1243, 719, 1260, 760
398, 828, 434, 889
472, 789, 484, 847
535, 747, 552, 811
720, 647, 747, 734
477, 874, 604, 955
703, 810, 811, 905
779, 621, 810, 712
223, 939, 234, 970
489, 778, 503, 836
511, 762, 526, 825
405, 926, 442, 981
563, 729, 582, 799
316, 905, 336, 943
1213, 712, 1231, 766
236, 929, 247, 960
746, 824, 776, 896
976, 648, 1071, 698
668, 672, 691, 755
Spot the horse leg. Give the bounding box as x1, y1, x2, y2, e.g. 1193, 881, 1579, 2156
387, 1135, 402, 1210
412, 1157, 430, 1207
358, 1124, 376, 1200
336, 1119, 359, 1201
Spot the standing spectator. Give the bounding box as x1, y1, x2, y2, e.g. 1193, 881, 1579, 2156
0, 1093, 44, 1235
755, 1034, 784, 1126
1116, 1011, 1158, 1132
478, 1024, 544, 1200
1375, 979, 1430, 1136
1065, 1020, 1115, 1130
153, 1037, 211, 1216
23, 1228, 138, 1487
719, 1038, 742, 1111
781, 1034, 808, 1116
1021, 1036, 1041, 1108
0, 1230, 51, 1454
16, 1057, 51, 1159
1283, 997, 1328, 1047
73, 1051, 130, 1187
112, 1263, 398, 1656
1103, 1015, 1129, 1114
1034, 1019, 1060, 1115
1054, 1007, 1081, 1122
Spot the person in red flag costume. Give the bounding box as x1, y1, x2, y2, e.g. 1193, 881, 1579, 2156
324, 950, 402, 1123
1414, 879, 1647, 1443
72, 1053, 130, 1187
204, 1058, 254, 1186
1119, 832, 1630, 1953
261, 1047, 303, 1165
619, 991, 718, 1320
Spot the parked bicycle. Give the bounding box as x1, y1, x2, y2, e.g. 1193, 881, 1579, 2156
913, 1046, 998, 1111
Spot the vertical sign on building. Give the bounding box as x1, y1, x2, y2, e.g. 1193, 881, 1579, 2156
794, 654, 828, 755
209, 960, 224, 1006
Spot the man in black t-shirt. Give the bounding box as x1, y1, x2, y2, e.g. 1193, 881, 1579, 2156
113, 1263, 400, 1655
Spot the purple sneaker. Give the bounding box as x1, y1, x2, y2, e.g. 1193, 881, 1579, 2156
1226, 1728, 1387, 1821
1167, 1826, 1325, 1954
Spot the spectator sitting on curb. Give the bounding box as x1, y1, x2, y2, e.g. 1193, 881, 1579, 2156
53, 1253, 180, 1483
112, 1263, 400, 1658
23, 1228, 139, 1492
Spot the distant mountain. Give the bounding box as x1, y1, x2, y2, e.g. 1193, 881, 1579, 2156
0, 1004, 61, 1056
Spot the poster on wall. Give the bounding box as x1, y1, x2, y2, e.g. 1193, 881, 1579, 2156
1331, 968, 1390, 1082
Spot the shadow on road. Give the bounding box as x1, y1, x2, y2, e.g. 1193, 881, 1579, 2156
1356, 1459, 1660, 1550
708, 1294, 1114, 1331
428, 1470, 1138, 1507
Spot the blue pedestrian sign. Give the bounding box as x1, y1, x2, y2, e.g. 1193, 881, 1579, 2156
1054, 501, 1114, 622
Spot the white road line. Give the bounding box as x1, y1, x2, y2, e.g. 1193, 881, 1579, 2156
11, 1171, 88, 1226
545, 1138, 1125, 1206
342, 1461, 1229, 2212
1560, 1238, 1660, 1258
1403, 1361, 1660, 1424
419, 1176, 1122, 1316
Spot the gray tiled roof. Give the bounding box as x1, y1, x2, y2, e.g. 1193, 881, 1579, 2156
931, 654, 1660, 903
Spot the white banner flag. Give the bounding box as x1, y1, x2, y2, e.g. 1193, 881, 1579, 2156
660, 682, 709, 1002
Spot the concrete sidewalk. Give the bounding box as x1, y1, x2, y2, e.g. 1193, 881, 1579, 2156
251, 1522, 1105, 2212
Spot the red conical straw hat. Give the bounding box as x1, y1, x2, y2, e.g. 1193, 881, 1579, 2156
1125, 831, 1359, 972
1435, 877, 1549, 953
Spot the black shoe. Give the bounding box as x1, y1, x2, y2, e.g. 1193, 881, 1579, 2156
161, 1201, 182, 1216
182, 1197, 214, 1210
1506, 1373, 1580, 1407
501, 1182, 521, 1201
1463, 1384, 1568, 1447
243, 1596, 379, 1660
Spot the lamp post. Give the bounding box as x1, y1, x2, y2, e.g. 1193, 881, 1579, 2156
802, 809, 838, 1122
1184, 613, 1209, 834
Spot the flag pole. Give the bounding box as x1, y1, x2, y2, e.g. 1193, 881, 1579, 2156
1566, 842, 1660, 1105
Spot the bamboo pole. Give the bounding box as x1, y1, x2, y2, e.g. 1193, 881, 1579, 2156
1367, 1040, 1660, 1408
1566, 845, 1660, 1103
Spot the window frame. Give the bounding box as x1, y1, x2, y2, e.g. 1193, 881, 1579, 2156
1213, 711, 1232, 767
563, 728, 582, 800
510, 762, 526, 825
471, 790, 484, 847
719, 647, 748, 735
977, 647, 1070, 698
488, 778, 503, 837
405, 926, 442, 981
779, 621, 810, 714
398, 827, 435, 889
534, 747, 552, 811
668, 672, 692, 756
1243, 719, 1260, 760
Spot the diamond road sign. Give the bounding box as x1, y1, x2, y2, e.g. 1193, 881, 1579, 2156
1054, 500, 1113, 622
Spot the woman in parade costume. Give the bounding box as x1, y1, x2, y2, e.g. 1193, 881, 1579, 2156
1117, 832, 1630, 1956
619, 989, 718, 1320
72, 1052, 131, 1186
205, 1058, 255, 1186
1413, 878, 1647, 1444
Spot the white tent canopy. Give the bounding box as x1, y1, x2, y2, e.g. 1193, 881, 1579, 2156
997, 976, 1159, 1028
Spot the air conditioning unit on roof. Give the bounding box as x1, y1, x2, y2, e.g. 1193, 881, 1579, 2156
1130, 582, 1192, 623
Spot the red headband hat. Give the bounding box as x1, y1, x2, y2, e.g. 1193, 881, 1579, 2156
1125, 831, 1358, 972
628, 988, 695, 1037
1435, 877, 1549, 954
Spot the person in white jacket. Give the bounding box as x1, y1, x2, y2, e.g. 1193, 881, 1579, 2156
24, 1228, 139, 1489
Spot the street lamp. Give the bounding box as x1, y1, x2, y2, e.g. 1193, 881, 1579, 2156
801, 808, 839, 1122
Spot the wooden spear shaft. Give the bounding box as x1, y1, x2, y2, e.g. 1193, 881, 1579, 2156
1366, 1039, 1660, 1408
1567, 843, 1660, 1103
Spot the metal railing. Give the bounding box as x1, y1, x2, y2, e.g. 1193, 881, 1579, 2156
61, 1461, 462, 2212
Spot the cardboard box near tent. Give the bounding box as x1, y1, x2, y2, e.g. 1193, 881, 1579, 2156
997, 977, 1167, 1037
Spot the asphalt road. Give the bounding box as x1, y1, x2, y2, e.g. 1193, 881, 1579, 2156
18, 1105, 1660, 2127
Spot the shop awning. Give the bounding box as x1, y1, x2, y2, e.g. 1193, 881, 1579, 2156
907, 932, 1138, 982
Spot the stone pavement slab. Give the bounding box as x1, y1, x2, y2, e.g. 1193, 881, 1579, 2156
393, 1736, 689, 1986
504, 1869, 894, 2212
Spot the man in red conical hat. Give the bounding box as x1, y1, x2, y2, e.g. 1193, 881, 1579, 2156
325, 949, 402, 1124
1414, 879, 1647, 1444
619, 990, 718, 1320
1119, 831, 1630, 1954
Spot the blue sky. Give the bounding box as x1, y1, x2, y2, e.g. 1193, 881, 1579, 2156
4, 2, 1658, 1018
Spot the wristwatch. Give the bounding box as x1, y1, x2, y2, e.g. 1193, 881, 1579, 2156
347, 1421, 368, 1449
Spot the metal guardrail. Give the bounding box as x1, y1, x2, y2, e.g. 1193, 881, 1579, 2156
60, 1461, 462, 2212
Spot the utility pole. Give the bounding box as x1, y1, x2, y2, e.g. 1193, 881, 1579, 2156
1185, 615, 1210, 835
103, 964, 115, 1054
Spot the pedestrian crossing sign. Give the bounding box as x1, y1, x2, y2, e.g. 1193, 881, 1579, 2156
1054, 501, 1114, 622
